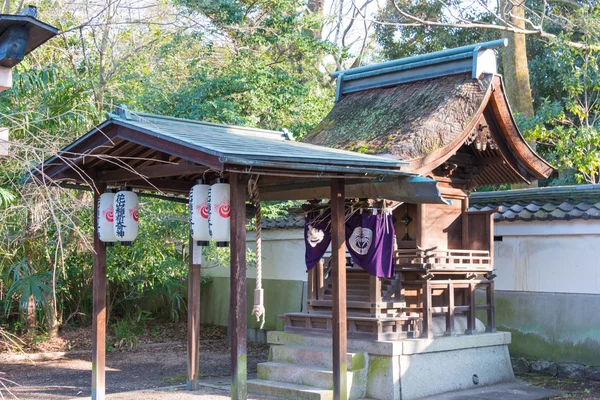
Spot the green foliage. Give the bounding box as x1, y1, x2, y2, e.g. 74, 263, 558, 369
375, 1, 498, 61
5, 259, 51, 314
111, 319, 141, 349
518, 11, 600, 183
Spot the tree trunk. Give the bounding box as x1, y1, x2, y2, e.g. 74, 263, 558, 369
499, 0, 534, 117
307, 0, 324, 39
46, 296, 60, 338
500, 0, 538, 187
26, 295, 35, 332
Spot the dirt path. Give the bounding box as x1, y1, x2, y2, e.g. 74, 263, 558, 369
1, 341, 271, 399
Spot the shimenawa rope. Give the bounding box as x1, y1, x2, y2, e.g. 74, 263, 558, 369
249, 177, 265, 329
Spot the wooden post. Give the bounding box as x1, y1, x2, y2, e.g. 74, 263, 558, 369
486, 282, 496, 333
92, 181, 107, 400
230, 173, 247, 400
466, 282, 477, 335
445, 282, 455, 336
331, 178, 347, 400
187, 239, 202, 389
369, 275, 381, 317
422, 280, 433, 339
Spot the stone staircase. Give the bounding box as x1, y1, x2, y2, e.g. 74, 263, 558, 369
248, 344, 368, 400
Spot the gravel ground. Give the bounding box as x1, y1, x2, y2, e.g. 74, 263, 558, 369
0, 340, 273, 399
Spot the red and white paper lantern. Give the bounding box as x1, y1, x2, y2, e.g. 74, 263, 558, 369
97, 189, 117, 246
190, 179, 211, 246
208, 178, 230, 247
113, 187, 139, 246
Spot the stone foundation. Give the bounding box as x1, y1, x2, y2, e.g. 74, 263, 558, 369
250, 331, 515, 400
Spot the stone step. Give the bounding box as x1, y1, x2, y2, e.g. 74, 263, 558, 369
271, 345, 366, 371
258, 362, 340, 389
248, 379, 333, 400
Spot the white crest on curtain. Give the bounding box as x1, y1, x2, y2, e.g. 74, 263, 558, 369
349, 226, 373, 255
306, 224, 325, 247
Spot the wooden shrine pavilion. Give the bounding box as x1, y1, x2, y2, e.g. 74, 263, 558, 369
29, 108, 447, 400
278, 39, 554, 342
29, 39, 553, 400
246, 39, 553, 400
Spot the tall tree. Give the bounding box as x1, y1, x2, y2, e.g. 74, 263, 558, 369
500, 0, 534, 116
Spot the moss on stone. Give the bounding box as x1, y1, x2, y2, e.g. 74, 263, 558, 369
367, 356, 391, 381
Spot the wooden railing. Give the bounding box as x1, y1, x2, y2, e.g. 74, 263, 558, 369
395, 247, 493, 274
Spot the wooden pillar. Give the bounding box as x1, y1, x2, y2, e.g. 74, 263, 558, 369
422, 280, 433, 339
466, 282, 477, 335
486, 281, 496, 333
187, 239, 202, 389
92, 181, 107, 400
230, 172, 247, 400
331, 178, 347, 400
445, 281, 455, 336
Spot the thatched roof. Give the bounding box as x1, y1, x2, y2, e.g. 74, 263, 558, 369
305, 73, 491, 160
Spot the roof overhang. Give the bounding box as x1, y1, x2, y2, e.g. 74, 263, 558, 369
28, 112, 449, 205
0, 12, 58, 68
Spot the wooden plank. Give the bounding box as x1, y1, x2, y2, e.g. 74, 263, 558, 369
230, 172, 247, 400
98, 161, 206, 182
115, 125, 224, 170
330, 178, 347, 400
36, 124, 118, 181
92, 181, 107, 400
187, 238, 201, 389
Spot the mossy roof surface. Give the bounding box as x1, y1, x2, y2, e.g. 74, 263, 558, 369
304, 73, 491, 160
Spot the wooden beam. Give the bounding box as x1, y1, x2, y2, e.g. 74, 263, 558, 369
330, 178, 347, 400
36, 123, 118, 181
187, 239, 201, 389
92, 181, 107, 400
98, 162, 206, 182
115, 125, 224, 171
126, 178, 194, 194
230, 172, 247, 400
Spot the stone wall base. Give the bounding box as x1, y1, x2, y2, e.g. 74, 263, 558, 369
512, 358, 600, 381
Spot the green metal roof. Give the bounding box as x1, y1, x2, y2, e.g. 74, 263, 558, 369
106, 109, 409, 173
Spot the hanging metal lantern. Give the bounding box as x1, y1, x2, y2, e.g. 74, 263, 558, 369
190, 179, 211, 246
209, 178, 230, 247
113, 187, 139, 246
97, 189, 117, 246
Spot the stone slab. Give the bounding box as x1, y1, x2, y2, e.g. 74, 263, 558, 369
267, 331, 403, 356
268, 331, 511, 357
418, 381, 562, 400
248, 379, 332, 400
402, 332, 511, 355
271, 345, 366, 370
400, 344, 515, 399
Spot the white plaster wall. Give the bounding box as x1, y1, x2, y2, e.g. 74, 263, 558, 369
204, 228, 308, 281
494, 220, 600, 295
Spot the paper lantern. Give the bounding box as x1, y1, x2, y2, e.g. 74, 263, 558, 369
208, 178, 230, 247
190, 179, 211, 246
113, 187, 138, 246
97, 189, 116, 246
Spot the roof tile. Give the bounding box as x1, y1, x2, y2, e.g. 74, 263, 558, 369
469, 185, 600, 223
